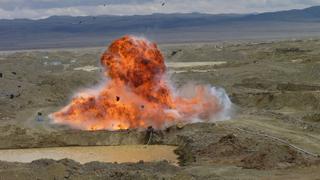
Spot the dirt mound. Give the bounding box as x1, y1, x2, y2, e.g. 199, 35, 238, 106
241, 144, 311, 169
275, 47, 310, 54
0, 159, 181, 180
232, 91, 320, 111
231, 78, 320, 111
234, 78, 320, 92
303, 113, 320, 122
233, 78, 274, 90
196, 133, 318, 170
199, 134, 248, 157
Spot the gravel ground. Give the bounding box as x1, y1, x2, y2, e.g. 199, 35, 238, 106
0, 39, 320, 179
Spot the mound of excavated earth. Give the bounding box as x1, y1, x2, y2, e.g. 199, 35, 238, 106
0, 123, 318, 179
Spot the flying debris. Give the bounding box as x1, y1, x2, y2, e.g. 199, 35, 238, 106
36, 112, 44, 122
145, 126, 155, 144
171, 49, 182, 56
9, 94, 14, 99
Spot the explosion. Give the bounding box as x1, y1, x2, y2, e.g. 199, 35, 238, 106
51, 35, 231, 130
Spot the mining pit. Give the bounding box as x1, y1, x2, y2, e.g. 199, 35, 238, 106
0, 38, 320, 179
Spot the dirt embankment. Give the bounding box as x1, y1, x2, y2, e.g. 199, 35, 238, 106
0, 123, 318, 179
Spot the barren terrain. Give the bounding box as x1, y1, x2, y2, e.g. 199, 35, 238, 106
0, 39, 320, 179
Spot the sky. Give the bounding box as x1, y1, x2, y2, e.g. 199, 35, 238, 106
0, 0, 319, 19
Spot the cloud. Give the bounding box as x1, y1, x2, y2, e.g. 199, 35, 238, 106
0, 0, 318, 19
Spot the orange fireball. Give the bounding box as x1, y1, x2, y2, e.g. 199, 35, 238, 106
51, 35, 223, 130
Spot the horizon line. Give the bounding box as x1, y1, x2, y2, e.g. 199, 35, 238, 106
0, 5, 317, 21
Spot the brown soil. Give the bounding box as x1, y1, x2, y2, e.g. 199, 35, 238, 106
1, 39, 320, 179
197, 134, 248, 161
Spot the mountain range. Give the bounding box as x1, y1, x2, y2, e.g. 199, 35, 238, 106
1, 6, 320, 50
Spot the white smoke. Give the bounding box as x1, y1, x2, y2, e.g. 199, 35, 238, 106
209, 86, 233, 121
171, 82, 233, 125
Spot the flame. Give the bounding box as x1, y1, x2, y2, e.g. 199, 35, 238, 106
51, 35, 225, 130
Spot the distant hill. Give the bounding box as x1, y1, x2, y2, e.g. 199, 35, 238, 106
1, 6, 320, 50
241, 6, 320, 22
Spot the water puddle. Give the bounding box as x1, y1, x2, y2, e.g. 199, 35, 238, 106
0, 145, 178, 165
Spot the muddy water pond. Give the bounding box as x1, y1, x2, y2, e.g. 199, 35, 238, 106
0, 145, 178, 164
